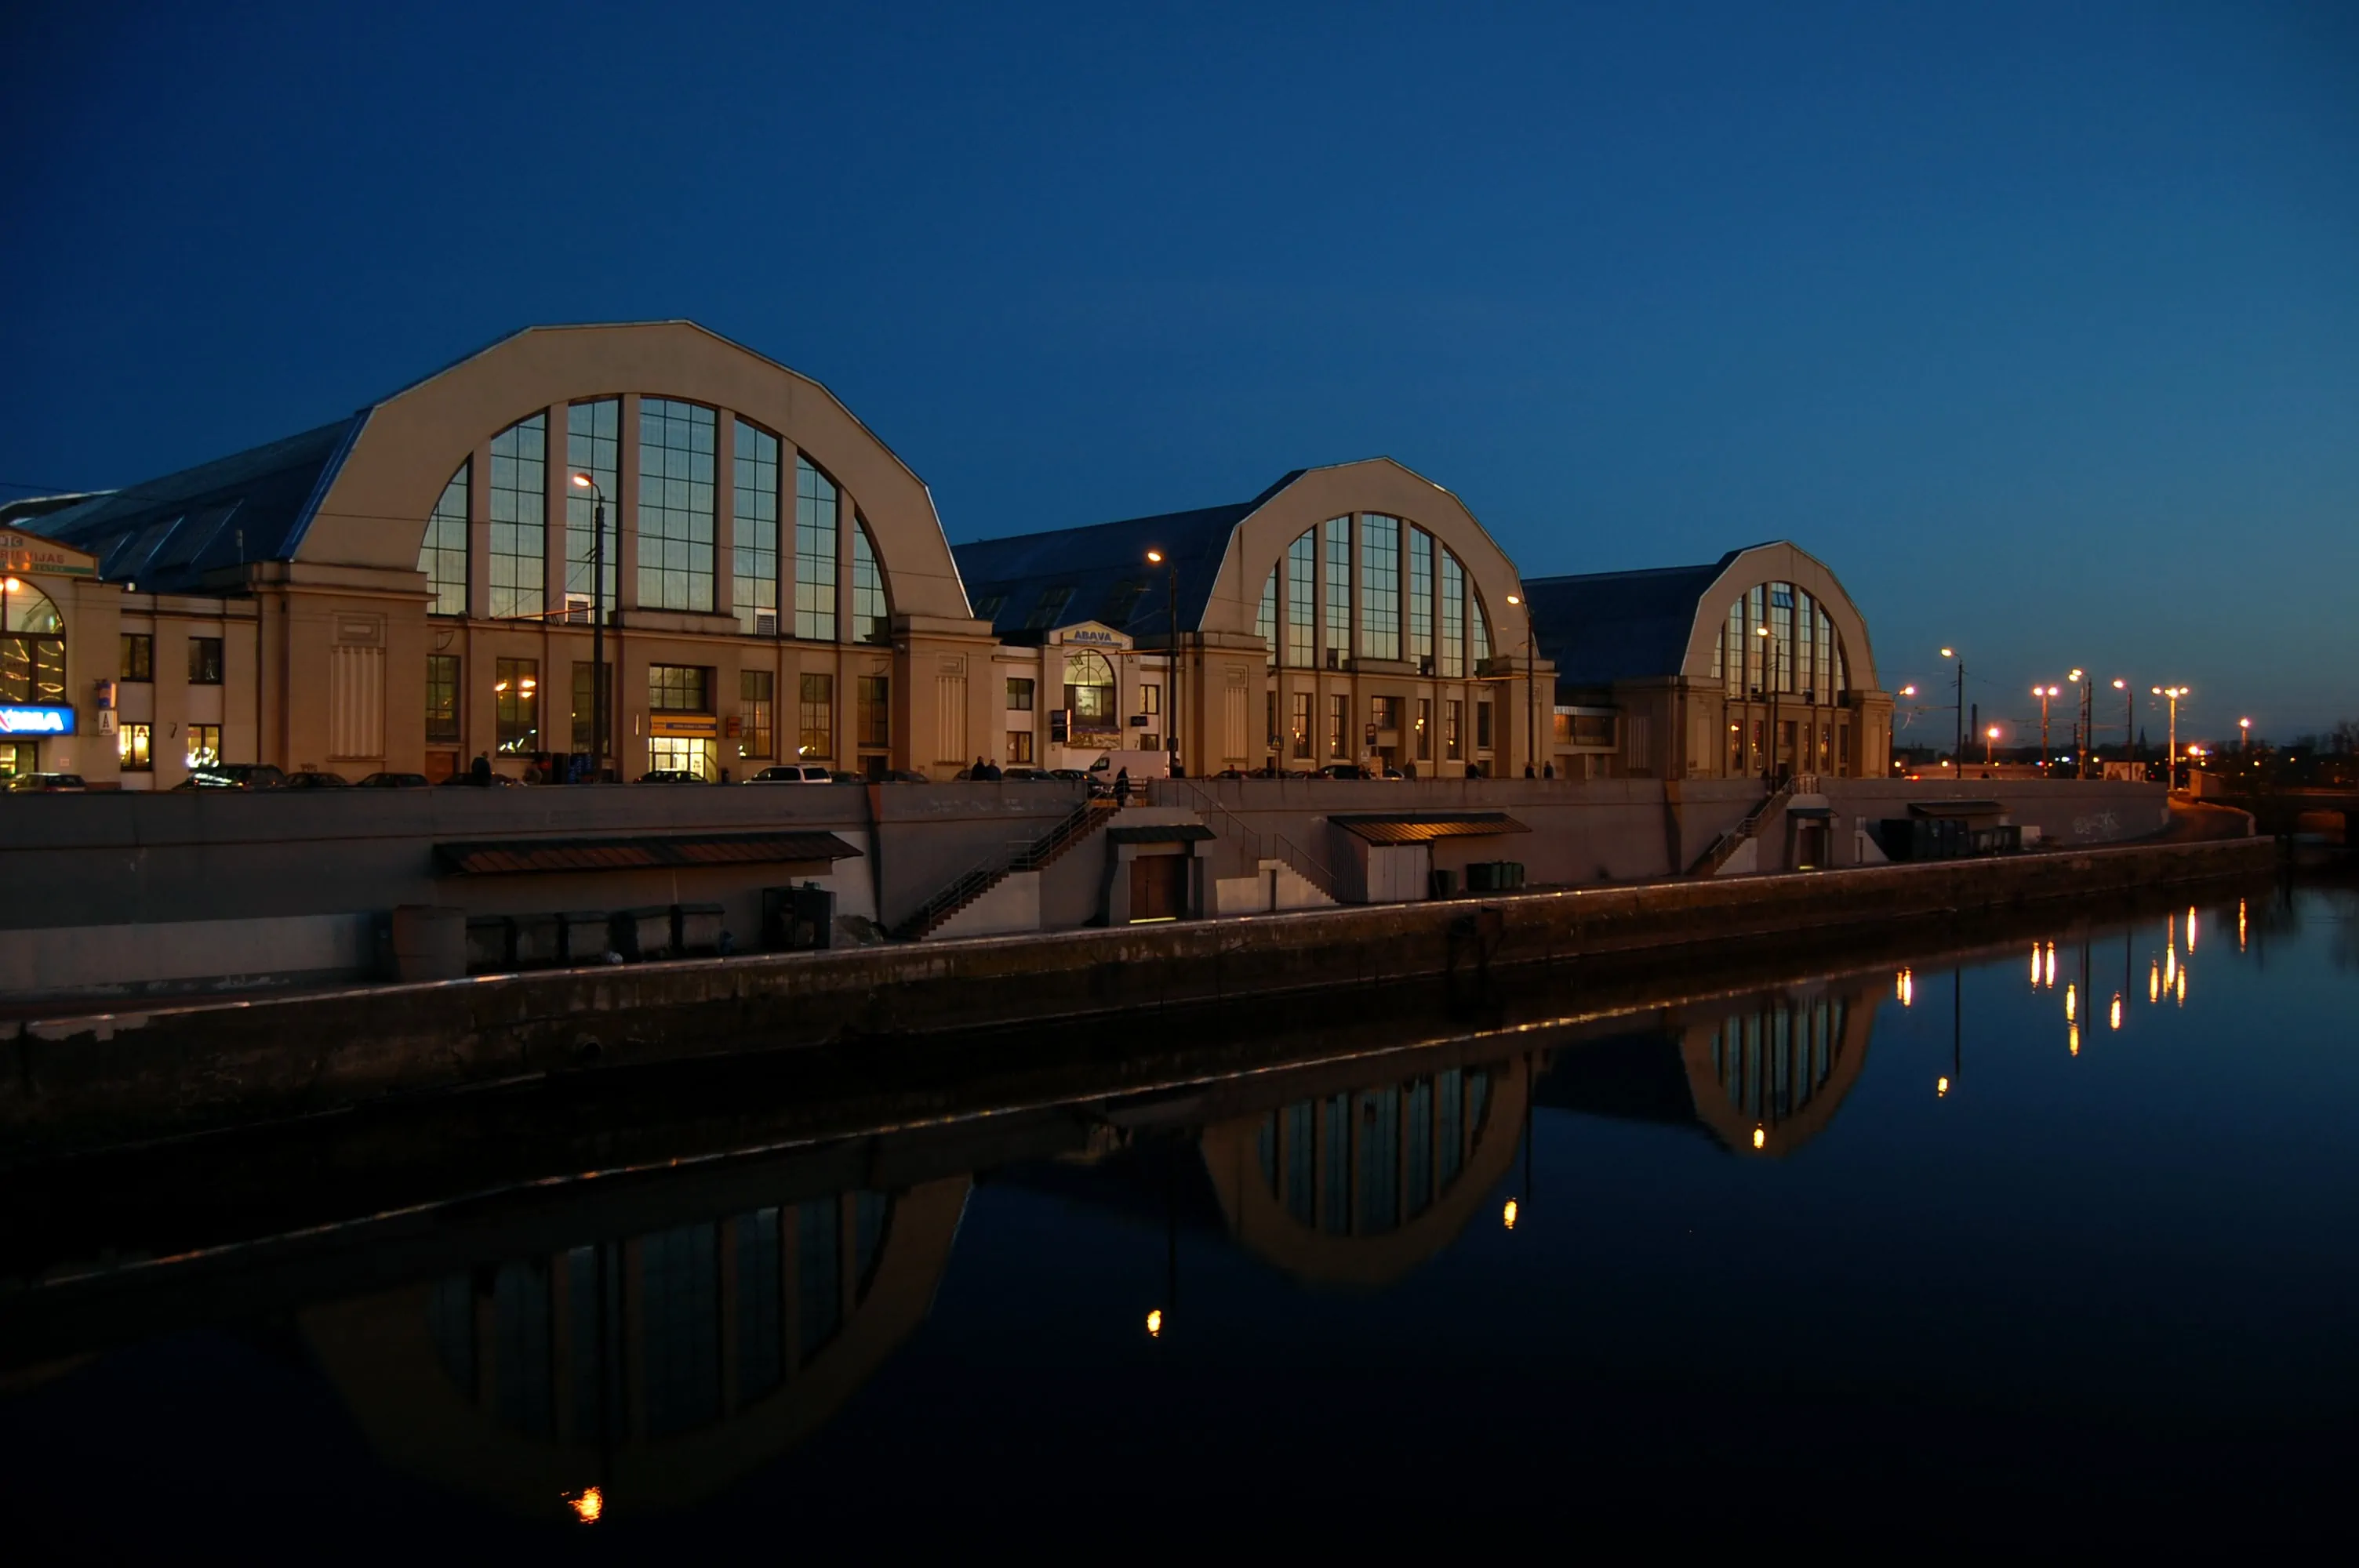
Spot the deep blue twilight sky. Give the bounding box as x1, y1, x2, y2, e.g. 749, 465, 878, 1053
2, 2, 2354, 739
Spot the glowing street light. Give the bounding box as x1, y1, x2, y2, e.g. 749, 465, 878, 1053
2151, 685, 2190, 789
1941, 648, 1964, 771
569, 472, 611, 780
1147, 548, 1181, 777
2032, 684, 2062, 775
2113, 677, 2132, 771
1986, 724, 2001, 767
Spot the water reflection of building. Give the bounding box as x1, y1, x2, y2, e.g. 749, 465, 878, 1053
1197, 1057, 1531, 1289
300, 1178, 967, 1519
1536, 982, 1876, 1157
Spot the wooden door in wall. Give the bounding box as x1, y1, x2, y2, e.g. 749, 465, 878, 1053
1129, 853, 1187, 922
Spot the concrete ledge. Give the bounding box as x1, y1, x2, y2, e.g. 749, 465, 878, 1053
0, 836, 2274, 1157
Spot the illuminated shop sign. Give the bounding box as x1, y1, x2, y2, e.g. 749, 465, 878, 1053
0, 706, 74, 735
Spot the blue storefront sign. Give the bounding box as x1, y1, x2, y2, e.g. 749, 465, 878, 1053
0, 706, 75, 735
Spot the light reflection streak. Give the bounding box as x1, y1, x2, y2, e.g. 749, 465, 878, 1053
2110, 993, 2122, 1031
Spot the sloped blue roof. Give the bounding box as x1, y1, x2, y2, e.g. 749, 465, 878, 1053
31, 417, 365, 595
1524, 554, 1739, 691
953, 471, 1303, 641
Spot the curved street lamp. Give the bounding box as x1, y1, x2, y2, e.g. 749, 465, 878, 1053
1147, 548, 1178, 777
2152, 685, 2190, 789
569, 473, 609, 781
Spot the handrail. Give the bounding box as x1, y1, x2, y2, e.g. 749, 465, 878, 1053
1169, 779, 1336, 897
893, 797, 1118, 938
1691, 776, 1799, 876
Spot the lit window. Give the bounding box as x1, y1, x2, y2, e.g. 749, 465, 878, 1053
419, 463, 468, 617
734, 421, 780, 635
637, 400, 716, 612
488, 413, 546, 619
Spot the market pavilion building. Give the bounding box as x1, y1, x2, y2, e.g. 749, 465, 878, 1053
6, 322, 1001, 786
953, 458, 1548, 779
1521, 541, 1892, 781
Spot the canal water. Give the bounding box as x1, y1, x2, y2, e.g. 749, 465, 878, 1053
5, 877, 2355, 1552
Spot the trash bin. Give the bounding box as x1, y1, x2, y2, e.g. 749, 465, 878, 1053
612, 906, 673, 961
389, 904, 466, 982
559, 910, 609, 964
1427, 867, 1457, 900
464, 916, 513, 974
674, 902, 726, 956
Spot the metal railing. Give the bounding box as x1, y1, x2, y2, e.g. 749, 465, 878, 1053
892, 798, 1119, 940
1691, 775, 1800, 877
1170, 779, 1336, 900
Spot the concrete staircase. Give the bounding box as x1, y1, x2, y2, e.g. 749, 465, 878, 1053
892, 798, 1121, 941
1689, 776, 1801, 877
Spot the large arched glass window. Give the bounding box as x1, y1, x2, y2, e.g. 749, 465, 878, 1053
1063, 648, 1117, 737
1714, 582, 1848, 701
1285, 531, 1315, 667
1359, 514, 1400, 662
795, 457, 838, 641
488, 414, 545, 619
419, 462, 468, 617
0, 579, 65, 706
565, 399, 619, 619
638, 400, 716, 612
1256, 566, 1278, 670
852, 519, 890, 644
1321, 517, 1351, 662
1438, 551, 1465, 678
1408, 528, 1434, 669
733, 420, 780, 636
1470, 587, 1492, 667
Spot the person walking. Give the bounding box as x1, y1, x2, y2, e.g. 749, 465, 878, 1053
1114, 766, 1130, 805
471, 752, 493, 786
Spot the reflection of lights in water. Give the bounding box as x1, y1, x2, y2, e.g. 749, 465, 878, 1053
2030, 944, 2042, 985
2045, 943, 2057, 989
2186, 906, 2197, 952
1936, 1076, 1950, 1098
2168, 911, 2176, 947
2165, 947, 2177, 989
2070, 1022, 2080, 1056
1502, 1199, 1518, 1229
2110, 993, 2123, 1030
2066, 982, 2076, 1022
2239, 898, 2248, 952
566, 1487, 603, 1525
1146, 1309, 1163, 1338
1751, 1126, 1766, 1149
2149, 960, 2161, 1004
2176, 966, 2187, 1006
1896, 967, 1914, 1006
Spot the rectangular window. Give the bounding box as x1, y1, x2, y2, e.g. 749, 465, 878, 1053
1445, 699, 1463, 760
1477, 700, 1493, 752
420, 462, 469, 617
1006, 730, 1034, 764
1005, 678, 1034, 712
186, 724, 221, 769
565, 400, 619, 619
1329, 693, 1347, 758
1292, 691, 1312, 760
637, 399, 716, 612
426, 654, 461, 745
187, 637, 224, 685
1416, 698, 1432, 760
495, 657, 540, 754
795, 458, 838, 641
857, 675, 890, 749
734, 420, 780, 635
118, 633, 153, 682
0, 635, 64, 705
1372, 695, 1402, 732
489, 413, 546, 619
798, 672, 834, 760
1256, 568, 1278, 671
1360, 514, 1400, 662
1554, 712, 1574, 746
1285, 531, 1316, 667
118, 721, 152, 772
1438, 552, 1465, 679
1322, 517, 1351, 663
648, 663, 711, 713
739, 670, 774, 760
1140, 682, 1161, 716
1408, 528, 1434, 670
571, 662, 612, 754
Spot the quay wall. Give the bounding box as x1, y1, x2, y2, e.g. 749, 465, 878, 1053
0, 833, 2272, 1158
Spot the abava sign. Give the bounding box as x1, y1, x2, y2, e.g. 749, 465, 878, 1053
0, 530, 98, 579
0, 706, 75, 735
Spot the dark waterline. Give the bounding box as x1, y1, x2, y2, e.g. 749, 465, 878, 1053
6, 873, 2357, 1552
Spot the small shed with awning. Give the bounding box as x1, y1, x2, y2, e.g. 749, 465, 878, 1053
1325, 811, 1532, 902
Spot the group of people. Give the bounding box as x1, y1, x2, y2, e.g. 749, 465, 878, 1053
963, 756, 1008, 781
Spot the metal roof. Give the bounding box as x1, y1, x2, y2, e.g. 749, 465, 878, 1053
1521, 555, 1746, 692
435, 830, 863, 876
1328, 811, 1531, 844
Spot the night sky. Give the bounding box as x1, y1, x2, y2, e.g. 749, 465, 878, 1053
3, 2, 2353, 738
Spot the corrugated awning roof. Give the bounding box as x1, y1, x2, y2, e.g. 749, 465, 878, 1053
1107, 822, 1217, 844
1329, 812, 1531, 844
436, 831, 863, 875
1909, 800, 2005, 818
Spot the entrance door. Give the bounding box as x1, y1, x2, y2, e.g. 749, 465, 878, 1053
1794, 821, 1827, 870
1129, 854, 1187, 922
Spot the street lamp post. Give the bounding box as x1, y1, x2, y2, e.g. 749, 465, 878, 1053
2152, 685, 2189, 789
2033, 684, 2059, 775
568, 474, 609, 782
1757, 625, 1782, 780
1986, 724, 2000, 768
1941, 648, 1963, 774
2112, 678, 2131, 770
1147, 549, 1179, 778
1507, 592, 1536, 779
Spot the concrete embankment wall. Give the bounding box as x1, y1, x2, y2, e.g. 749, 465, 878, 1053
2, 833, 2271, 1158
0, 782, 1088, 996
1157, 775, 2172, 883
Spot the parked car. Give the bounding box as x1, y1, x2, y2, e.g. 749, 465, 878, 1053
746, 764, 831, 783
5, 771, 86, 792
354, 771, 432, 788
879, 768, 932, 782
635, 769, 708, 785
175, 763, 288, 791
283, 770, 351, 789
1000, 766, 1050, 782
1315, 763, 1369, 780
438, 770, 520, 787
